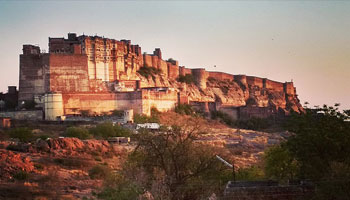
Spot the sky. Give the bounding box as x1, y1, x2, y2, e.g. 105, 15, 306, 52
0, 0, 349, 110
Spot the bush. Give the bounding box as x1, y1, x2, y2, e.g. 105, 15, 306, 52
89, 165, 111, 179
80, 110, 91, 117
54, 158, 91, 168
211, 111, 270, 130
137, 66, 161, 79
236, 117, 270, 130
177, 74, 195, 84
8, 127, 34, 142
133, 113, 159, 124
65, 127, 92, 140
211, 111, 235, 126
236, 166, 265, 181
89, 122, 132, 139
13, 170, 29, 180
175, 104, 196, 116
112, 110, 124, 117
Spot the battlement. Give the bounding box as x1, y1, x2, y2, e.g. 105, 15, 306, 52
23, 45, 40, 55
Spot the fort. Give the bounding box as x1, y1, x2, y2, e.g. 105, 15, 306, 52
16, 33, 303, 120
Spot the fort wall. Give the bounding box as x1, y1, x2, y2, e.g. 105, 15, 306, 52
265, 79, 284, 92
283, 82, 295, 95
179, 66, 192, 76
246, 76, 264, 88
18, 51, 49, 103
167, 63, 179, 80
208, 72, 234, 82
192, 68, 208, 90
49, 54, 89, 93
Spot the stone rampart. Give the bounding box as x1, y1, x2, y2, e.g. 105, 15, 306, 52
265, 79, 284, 92
179, 66, 192, 76
49, 54, 89, 93
208, 71, 234, 82
192, 68, 208, 90
0, 110, 43, 121
246, 76, 264, 88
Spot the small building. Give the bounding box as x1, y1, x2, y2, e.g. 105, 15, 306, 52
136, 123, 160, 130
0, 117, 11, 128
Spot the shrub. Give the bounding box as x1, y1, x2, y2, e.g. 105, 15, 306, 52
114, 124, 132, 137
54, 158, 91, 168
236, 117, 270, 130
211, 111, 235, 126
134, 113, 159, 124
177, 74, 195, 84
65, 127, 92, 140
89, 165, 111, 179
34, 163, 44, 171
137, 66, 161, 79
8, 127, 34, 142
112, 110, 124, 117
80, 110, 91, 117
13, 170, 29, 180
175, 104, 196, 116
236, 166, 265, 181
90, 122, 116, 139
90, 122, 132, 139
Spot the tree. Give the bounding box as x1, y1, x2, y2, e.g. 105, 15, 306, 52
99, 114, 231, 200
265, 104, 350, 199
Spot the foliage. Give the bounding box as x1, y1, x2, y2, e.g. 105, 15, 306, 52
174, 104, 196, 116
89, 122, 132, 139
111, 109, 124, 117
53, 158, 91, 168
211, 111, 235, 126
211, 110, 270, 130
80, 110, 91, 117
236, 166, 265, 181
13, 170, 29, 180
265, 104, 350, 199
98, 173, 143, 200
22, 100, 36, 110
177, 74, 195, 84
137, 66, 161, 79
236, 117, 270, 130
264, 145, 299, 181
65, 127, 92, 140
89, 165, 112, 180
99, 117, 231, 200
8, 127, 34, 142
133, 108, 160, 124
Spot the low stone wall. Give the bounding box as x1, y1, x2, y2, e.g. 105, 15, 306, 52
0, 110, 43, 120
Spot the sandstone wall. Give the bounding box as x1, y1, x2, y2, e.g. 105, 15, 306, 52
246, 76, 264, 88
141, 90, 177, 116
208, 72, 234, 81
179, 66, 192, 76
265, 79, 284, 92
0, 110, 43, 120
18, 53, 49, 102
167, 62, 179, 80
283, 82, 295, 95
49, 54, 89, 93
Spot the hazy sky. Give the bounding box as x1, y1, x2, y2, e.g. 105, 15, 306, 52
0, 1, 349, 110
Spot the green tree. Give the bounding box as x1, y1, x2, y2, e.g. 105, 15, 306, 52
65, 127, 92, 139
8, 127, 33, 142
265, 104, 350, 199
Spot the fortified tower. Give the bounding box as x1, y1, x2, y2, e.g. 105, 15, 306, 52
192, 68, 208, 90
